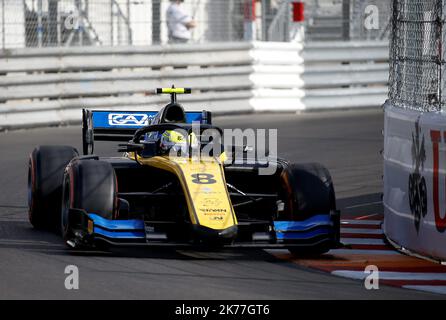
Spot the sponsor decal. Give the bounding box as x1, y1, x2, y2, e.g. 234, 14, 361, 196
409, 119, 427, 232
108, 113, 150, 126
430, 129, 446, 232
191, 173, 217, 185
200, 187, 214, 194
200, 198, 223, 207
199, 208, 227, 214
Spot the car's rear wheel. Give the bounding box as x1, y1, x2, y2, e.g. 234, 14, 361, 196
28, 146, 78, 230
61, 160, 117, 246
279, 163, 337, 256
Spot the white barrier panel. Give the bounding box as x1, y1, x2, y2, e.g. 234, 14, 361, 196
0, 41, 389, 130
384, 102, 446, 261
302, 41, 388, 110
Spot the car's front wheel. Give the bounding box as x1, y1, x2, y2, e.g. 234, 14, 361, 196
279, 163, 337, 256
61, 159, 117, 247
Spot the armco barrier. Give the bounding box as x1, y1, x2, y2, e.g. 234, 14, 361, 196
302, 41, 389, 109
0, 42, 255, 129
384, 101, 446, 262
0, 41, 389, 130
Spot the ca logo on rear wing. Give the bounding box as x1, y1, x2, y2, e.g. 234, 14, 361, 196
108, 113, 151, 127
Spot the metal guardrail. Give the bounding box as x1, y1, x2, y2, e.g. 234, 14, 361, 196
0, 42, 255, 129
302, 41, 389, 109
0, 41, 389, 130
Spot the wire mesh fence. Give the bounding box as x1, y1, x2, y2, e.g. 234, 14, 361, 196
303, 0, 391, 42
0, 0, 251, 48
0, 0, 392, 49
388, 0, 443, 112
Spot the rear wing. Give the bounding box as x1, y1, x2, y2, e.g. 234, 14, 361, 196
82, 109, 212, 155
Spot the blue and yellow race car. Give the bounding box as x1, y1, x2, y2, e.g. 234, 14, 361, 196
28, 87, 340, 255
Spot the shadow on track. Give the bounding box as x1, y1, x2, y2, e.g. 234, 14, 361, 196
0, 191, 384, 262
0, 219, 281, 262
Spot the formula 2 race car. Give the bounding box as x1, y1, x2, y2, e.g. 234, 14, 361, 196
28, 87, 340, 255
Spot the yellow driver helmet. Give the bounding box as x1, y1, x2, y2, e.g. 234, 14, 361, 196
160, 130, 198, 155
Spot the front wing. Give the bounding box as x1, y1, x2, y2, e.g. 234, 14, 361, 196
69, 209, 340, 249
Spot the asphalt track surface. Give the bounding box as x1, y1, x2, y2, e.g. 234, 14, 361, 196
0, 109, 443, 299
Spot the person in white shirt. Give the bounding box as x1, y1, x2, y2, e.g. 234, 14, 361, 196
166, 0, 196, 43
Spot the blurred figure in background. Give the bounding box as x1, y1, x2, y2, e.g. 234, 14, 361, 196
166, 0, 197, 43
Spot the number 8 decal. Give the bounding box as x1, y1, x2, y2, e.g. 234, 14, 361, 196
191, 173, 216, 184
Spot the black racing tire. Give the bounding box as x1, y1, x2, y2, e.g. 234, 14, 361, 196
61, 160, 117, 243
280, 163, 336, 256
280, 163, 336, 219
28, 146, 78, 230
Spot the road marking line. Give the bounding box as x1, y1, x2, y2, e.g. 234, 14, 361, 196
341, 228, 383, 234
355, 213, 381, 220
345, 202, 382, 209
332, 270, 446, 281
329, 249, 400, 255
346, 244, 390, 250
341, 238, 385, 245
341, 224, 382, 230
341, 233, 384, 240
341, 219, 382, 225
